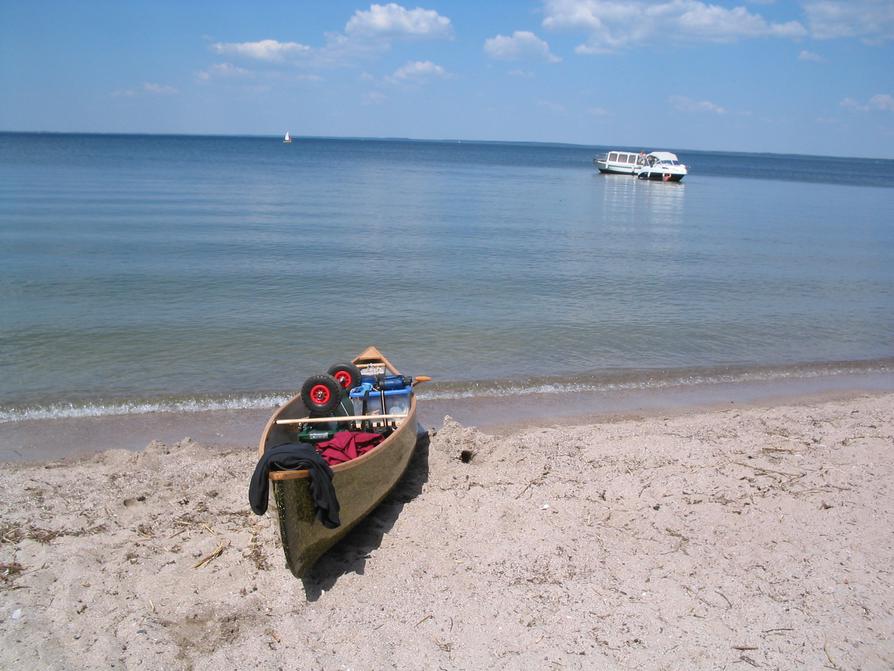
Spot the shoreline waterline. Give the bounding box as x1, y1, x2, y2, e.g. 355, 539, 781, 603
3, 368, 892, 462
2, 356, 891, 424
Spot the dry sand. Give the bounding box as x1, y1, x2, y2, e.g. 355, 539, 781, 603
1, 393, 892, 670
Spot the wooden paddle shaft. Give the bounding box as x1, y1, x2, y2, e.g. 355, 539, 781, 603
276, 414, 407, 425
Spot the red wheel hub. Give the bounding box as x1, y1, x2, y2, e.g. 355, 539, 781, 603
334, 371, 352, 388
309, 384, 331, 405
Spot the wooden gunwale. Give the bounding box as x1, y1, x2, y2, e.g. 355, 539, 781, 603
268, 397, 416, 481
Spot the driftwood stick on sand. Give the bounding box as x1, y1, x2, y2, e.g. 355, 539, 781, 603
193, 540, 229, 569
515, 464, 551, 499
824, 640, 842, 670
732, 461, 803, 479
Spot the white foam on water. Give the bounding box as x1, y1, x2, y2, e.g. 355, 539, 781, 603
2, 360, 891, 423
0, 394, 291, 423
416, 362, 894, 401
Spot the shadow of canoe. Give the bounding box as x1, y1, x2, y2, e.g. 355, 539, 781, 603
300, 427, 431, 599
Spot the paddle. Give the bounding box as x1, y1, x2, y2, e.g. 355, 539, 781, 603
276, 414, 408, 425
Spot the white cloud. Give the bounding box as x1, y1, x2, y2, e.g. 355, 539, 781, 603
285, 73, 323, 82
675, 3, 805, 39
484, 31, 561, 63
669, 95, 727, 114
872, 94, 894, 111
389, 60, 448, 82
802, 1, 894, 42
307, 32, 388, 69
112, 82, 178, 97
212, 39, 311, 62
509, 69, 535, 78
587, 106, 610, 117
346, 3, 453, 39
206, 5, 452, 75
841, 94, 894, 112
364, 91, 387, 105
542, 0, 806, 52
538, 99, 566, 113
197, 63, 321, 84
197, 63, 252, 80
798, 49, 824, 62
142, 83, 178, 95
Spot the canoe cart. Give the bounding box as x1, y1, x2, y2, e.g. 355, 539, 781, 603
258, 346, 423, 577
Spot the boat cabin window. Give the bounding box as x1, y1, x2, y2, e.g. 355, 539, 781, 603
608, 152, 618, 162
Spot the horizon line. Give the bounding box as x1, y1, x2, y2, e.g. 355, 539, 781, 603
1, 129, 892, 162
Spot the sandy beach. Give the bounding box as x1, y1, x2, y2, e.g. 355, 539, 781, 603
1, 392, 892, 670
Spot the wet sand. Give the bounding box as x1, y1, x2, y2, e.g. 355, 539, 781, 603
1, 391, 892, 669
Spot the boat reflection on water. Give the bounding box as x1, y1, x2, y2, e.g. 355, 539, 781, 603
600, 171, 685, 234
639, 176, 685, 223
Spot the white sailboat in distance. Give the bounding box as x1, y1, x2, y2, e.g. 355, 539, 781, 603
283, 131, 292, 144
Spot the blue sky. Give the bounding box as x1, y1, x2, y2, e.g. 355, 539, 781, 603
2, 1, 893, 156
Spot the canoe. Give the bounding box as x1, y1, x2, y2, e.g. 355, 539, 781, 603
258, 346, 419, 578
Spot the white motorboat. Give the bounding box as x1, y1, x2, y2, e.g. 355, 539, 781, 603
283, 132, 292, 144
634, 151, 687, 182
593, 150, 646, 175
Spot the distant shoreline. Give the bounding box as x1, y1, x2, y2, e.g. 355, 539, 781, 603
3, 130, 893, 161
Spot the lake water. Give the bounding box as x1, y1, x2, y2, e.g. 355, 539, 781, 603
2, 133, 893, 423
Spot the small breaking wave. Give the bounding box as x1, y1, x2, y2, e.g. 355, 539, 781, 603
2, 358, 891, 423
0, 394, 291, 423
418, 359, 894, 401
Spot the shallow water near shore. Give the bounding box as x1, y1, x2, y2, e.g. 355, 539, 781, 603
2, 133, 893, 431
3, 370, 892, 462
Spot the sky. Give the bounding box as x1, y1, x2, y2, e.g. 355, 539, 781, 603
1, 1, 893, 157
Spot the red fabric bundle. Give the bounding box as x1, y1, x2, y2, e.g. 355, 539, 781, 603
316, 431, 384, 465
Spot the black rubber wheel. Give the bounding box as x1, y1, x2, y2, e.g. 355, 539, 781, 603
300, 375, 342, 416
327, 362, 362, 391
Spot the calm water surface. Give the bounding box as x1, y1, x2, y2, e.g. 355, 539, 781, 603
1, 133, 893, 420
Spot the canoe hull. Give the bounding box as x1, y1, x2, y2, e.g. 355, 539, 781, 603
259, 347, 418, 578
272, 410, 417, 577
